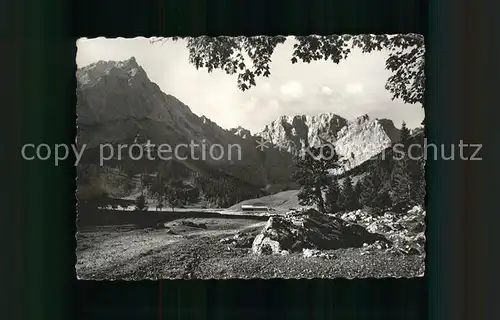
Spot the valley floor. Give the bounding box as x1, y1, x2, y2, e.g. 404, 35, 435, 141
76, 216, 424, 280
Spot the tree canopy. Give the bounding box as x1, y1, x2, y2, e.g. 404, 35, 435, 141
152, 34, 425, 105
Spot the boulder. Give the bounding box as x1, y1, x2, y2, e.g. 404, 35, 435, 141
252, 208, 388, 255
254, 235, 282, 255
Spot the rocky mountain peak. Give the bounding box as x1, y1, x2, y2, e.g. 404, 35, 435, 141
259, 112, 402, 172
259, 112, 348, 153
375, 118, 400, 143
229, 126, 252, 139
76, 58, 295, 190
354, 114, 370, 125
77, 57, 146, 87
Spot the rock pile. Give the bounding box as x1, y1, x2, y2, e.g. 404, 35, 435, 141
252, 208, 388, 255
341, 205, 426, 255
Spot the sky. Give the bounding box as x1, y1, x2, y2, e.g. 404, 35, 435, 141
76, 37, 425, 133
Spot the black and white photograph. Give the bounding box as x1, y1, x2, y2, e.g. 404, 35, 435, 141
75, 35, 426, 280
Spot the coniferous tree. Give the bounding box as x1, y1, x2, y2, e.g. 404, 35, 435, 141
292, 144, 340, 213
325, 177, 342, 213
391, 122, 413, 208
406, 132, 425, 207
399, 121, 412, 148
150, 173, 166, 210
360, 160, 382, 208
411, 156, 426, 206
374, 190, 392, 210
340, 175, 358, 211
391, 158, 412, 206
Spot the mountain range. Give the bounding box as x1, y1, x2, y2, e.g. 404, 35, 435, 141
76, 57, 416, 200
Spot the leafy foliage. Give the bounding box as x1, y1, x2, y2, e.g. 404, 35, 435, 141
153, 34, 425, 104
292, 144, 340, 213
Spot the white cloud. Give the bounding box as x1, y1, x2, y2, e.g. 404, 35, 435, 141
280, 81, 304, 100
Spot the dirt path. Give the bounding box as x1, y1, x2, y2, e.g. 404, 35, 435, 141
76, 218, 266, 279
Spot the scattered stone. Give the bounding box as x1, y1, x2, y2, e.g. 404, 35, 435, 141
361, 240, 390, 254
408, 205, 424, 216
302, 248, 319, 258
302, 248, 336, 260
219, 233, 254, 248
339, 206, 426, 256
219, 237, 233, 244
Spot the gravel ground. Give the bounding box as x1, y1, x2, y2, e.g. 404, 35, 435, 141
76, 218, 424, 280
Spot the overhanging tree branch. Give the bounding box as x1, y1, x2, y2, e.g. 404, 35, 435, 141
151, 34, 425, 105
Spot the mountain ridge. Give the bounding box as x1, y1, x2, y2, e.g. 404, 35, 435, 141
257, 112, 401, 171
76, 57, 414, 202
76, 57, 294, 193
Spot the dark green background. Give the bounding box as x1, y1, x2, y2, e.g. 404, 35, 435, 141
3, 0, 496, 319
